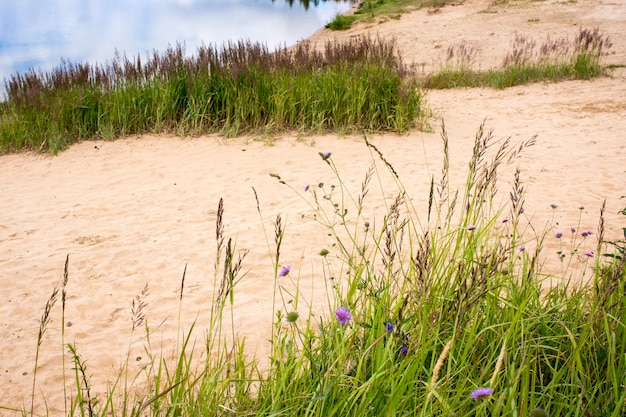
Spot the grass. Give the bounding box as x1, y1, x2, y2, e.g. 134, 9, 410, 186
0, 37, 425, 154
424, 28, 613, 88
3, 123, 625, 417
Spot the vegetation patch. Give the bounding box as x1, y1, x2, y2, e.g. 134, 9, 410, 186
325, 0, 462, 30
424, 28, 613, 89
0, 37, 425, 154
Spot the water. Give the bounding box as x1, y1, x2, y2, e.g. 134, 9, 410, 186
0, 0, 355, 85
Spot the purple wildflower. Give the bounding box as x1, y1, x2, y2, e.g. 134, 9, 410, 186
585, 251, 594, 258
581, 231, 594, 237
400, 346, 408, 355
334, 306, 352, 325
467, 224, 477, 231
550, 203, 558, 209
385, 322, 395, 332
278, 264, 291, 278
519, 207, 525, 214
320, 151, 332, 161
304, 184, 310, 192
570, 227, 576, 233
471, 387, 494, 400
555, 232, 563, 239
519, 245, 526, 252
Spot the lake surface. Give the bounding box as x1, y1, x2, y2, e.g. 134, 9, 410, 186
0, 0, 355, 87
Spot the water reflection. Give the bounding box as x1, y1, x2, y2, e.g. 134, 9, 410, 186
0, 0, 355, 86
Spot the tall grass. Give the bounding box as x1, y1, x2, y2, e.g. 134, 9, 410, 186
7, 124, 625, 416
0, 37, 424, 154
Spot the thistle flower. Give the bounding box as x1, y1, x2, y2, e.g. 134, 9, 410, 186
550, 203, 558, 209
555, 232, 563, 239
286, 311, 299, 323
581, 231, 594, 237
320, 151, 332, 161
470, 387, 493, 400
570, 227, 576, 233
278, 264, 291, 278
334, 306, 351, 325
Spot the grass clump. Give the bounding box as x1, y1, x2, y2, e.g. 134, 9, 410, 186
425, 27, 613, 89
0, 36, 424, 154
325, 13, 358, 30
8, 124, 626, 417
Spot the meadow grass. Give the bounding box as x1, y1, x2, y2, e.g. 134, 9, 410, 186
0, 37, 424, 154
5, 124, 625, 417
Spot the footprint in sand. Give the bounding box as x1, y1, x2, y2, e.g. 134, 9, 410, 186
107, 307, 124, 322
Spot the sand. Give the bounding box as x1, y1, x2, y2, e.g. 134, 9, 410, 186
1, 0, 625, 414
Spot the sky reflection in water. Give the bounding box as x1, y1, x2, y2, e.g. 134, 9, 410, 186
0, 0, 354, 83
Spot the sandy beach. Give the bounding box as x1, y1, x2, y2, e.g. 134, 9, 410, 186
1, 0, 625, 414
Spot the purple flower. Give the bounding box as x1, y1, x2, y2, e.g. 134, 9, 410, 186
385, 322, 395, 332
304, 184, 310, 192
581, 231, 594, 237
334, 306, 352, 325
471, 387, 494, 400
320, 151, 332, 161
550, 203, 558, 209
570, 227, 576, 233
519, 207, 525, 215
502, 218, 509, 223
585, 251, 594, 258
519, 245, 525, 252
555, 232, 563, 239
278, 264, 291, 278
400, 346, 408, 355
467, 224, 477, 231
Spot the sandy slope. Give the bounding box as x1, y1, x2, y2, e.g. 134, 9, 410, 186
1, 0, 625, 414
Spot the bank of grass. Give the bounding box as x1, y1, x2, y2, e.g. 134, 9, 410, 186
4, 124, 625, 417
0, 37, 425, 154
